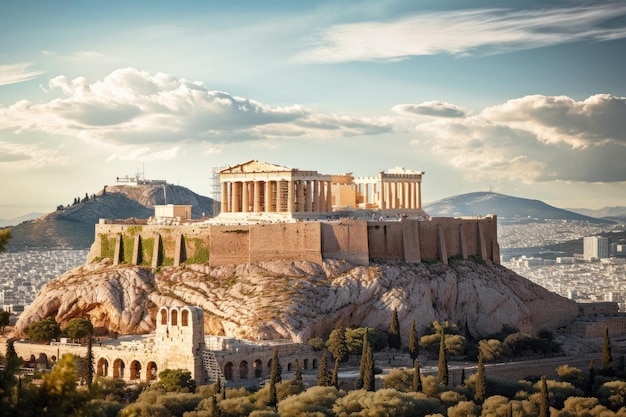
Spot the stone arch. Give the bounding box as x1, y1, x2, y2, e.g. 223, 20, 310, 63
253, 359, 263, 378
160, 308, 167, 325
97, 358, 109, 377
171, 309, 178, 326
181, 309, 189, 326
113, 358, 125, 379
146, 361, 158, 382
312, 358, 318, 369
303, 358, 309, 370
224, 362, 234, 381
130, 360, 142, 380
267, 359, 272, 370
36, 353, 49, 369
239, 360, 249, 379
287, 362, 293, 372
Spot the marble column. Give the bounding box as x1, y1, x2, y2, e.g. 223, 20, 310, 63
221, 182, 228, 213
254, 181, 262, 212
312, 181, 320, 212
241, 181, 249, 212
286, 180, 294, 212
304, 180, 312, 212
265, 180, 271, 213
296, 181, 304, 212
276, 180, 283, 212
326, 180, 332, 211
417, 182, 422, 209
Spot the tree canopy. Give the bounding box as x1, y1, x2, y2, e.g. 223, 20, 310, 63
156, 369, 196, 393
0, 229, 10, 253
27, 316, 61, 343
63, 318, 94, 341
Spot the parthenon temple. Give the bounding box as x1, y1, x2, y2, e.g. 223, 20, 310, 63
218, 160, 426, 221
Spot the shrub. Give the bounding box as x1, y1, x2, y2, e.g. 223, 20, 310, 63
479, 339, 511, 361
277, 386, 344, 417
332, 389, 445, 417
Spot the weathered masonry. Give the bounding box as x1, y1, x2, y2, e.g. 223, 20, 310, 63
217, 160, 425, 220
87, 216, 500, 267
14, 305, 317, 386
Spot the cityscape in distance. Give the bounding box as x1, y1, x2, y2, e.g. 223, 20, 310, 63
1, 188, 625, 312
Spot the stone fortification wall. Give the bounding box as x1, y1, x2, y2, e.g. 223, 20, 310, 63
366, 216, 499, 264
321, 219, 369, 265
367, 221, 405, 260
250, 222, 322, 264
209, 225, 250, 266
88, 215, 500, 267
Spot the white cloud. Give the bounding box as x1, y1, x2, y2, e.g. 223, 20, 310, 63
0, 142, 69, 169
392, 101, 467, 118
0, 63, 44, 87
411, 94, 626, 184
295, 4, 626, 62
0, 68, 392, 158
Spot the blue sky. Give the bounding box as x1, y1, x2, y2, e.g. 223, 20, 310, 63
1, 0, 625, 218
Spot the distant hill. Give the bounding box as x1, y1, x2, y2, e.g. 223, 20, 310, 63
567, 206, 626, 224
423, 192, 613, 224
7, 184, 216, 250
0, 212, 45, 228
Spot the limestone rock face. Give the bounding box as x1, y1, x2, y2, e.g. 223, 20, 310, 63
14, 259, 579, 342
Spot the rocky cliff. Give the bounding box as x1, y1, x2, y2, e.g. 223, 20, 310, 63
14, 258, 579, 342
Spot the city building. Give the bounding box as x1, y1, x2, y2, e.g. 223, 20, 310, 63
583, 236, 609, 261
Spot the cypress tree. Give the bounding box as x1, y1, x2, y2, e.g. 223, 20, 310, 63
412, 359, 422, 392
294, 359, 302, 383
331, 356, 340, 388
408, 318, 419, 364
317, 350, 329, 387
603, 326, 613, 376
357, 329, 368, 389
327, 320, 348, 362
587, 359, 596, 396
85, 336, 94, 387
388, 308, 401, 350
211, 395, 221, 417
539, 375, 549, 417
362, 336, 375, 391
215, 375, 222, 395
474, 351, 487, 403
437, 329, 448, 385
268, 348, 280, 408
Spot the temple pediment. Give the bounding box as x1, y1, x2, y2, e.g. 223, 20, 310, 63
220, 160, 293, 174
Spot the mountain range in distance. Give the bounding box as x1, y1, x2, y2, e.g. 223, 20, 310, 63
422, 191, 624, 224
0, 212, 46, 228
2, 187, 624, 251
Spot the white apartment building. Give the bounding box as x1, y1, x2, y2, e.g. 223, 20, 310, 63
583, 236, 609, 261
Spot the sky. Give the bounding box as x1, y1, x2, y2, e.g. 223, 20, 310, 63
1, 0, 625, 219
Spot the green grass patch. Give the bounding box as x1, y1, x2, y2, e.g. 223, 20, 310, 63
122, 236, 134, 263
183, 238, 210, 265
469, 255, 486, 265
141, 237, 154, 266
99, 234, 116, 260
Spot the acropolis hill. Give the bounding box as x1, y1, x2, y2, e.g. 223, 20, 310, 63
87, 160, 500, 267
16, 160, 579, 346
